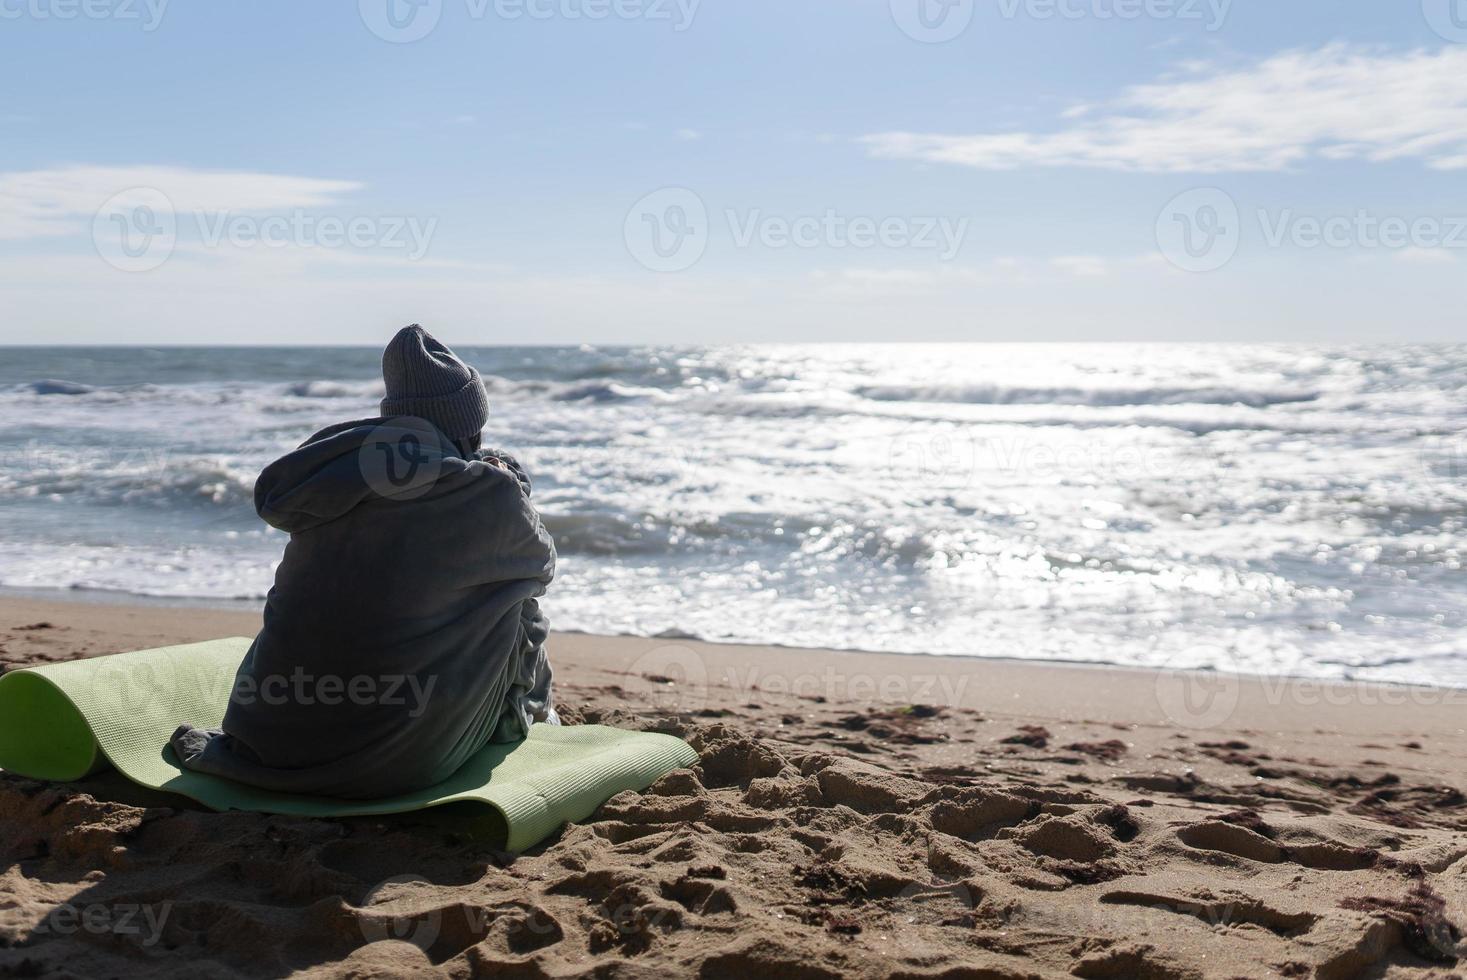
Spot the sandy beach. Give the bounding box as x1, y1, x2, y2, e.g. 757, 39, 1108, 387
1, 594, 1464, 979
8, 0, 1466, 975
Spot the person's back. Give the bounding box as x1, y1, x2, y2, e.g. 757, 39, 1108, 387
171, 326, 557, 798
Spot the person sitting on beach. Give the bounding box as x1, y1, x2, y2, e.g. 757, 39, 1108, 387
171, 325, 558, 799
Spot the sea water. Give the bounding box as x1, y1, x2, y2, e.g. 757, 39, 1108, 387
0, 344, 1463, 686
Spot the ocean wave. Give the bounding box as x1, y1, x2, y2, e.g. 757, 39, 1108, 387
550, 380, 673, 403
0, 457, 257, 509
478, 375, 674, 404
4, 375, 1331, 418
854, 383, 1321, 408
11, 377, 386, 406
541, 510, 805, 557
27, 379, 97, 396
686, 393, 1429, 436
690, 395, 857, 420
542, 511, 673, 556
284, 379, 385, 399
3, 380, 231, 407
8, 379, 172, 403
542, 508, 936, 565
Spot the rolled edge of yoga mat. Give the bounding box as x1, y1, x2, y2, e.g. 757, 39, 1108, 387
0, 669, 107, 781
0, 637, 243, 788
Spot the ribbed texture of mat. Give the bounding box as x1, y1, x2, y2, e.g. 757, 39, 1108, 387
0, 637, 697, 852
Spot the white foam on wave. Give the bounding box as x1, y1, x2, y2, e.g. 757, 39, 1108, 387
855, 382, 1322, 408
284, 379, 385, 399
0, 451, 260, 509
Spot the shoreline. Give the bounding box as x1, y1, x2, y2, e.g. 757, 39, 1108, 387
3, 594, 1465, 741
6, 585, 1464, 698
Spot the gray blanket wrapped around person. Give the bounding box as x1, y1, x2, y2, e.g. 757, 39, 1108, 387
170, 413, 557, 799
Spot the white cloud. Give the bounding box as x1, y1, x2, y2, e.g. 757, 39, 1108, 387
862, 45, 1467, 174
0, 165, 363, 241
676, 128, 703, 141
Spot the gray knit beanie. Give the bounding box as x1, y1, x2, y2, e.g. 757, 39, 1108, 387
379, 325, 489, 440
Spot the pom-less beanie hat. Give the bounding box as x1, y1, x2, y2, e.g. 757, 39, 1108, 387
379, 324, 490, 440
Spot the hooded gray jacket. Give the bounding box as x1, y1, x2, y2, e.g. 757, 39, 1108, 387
170, 416, 556, 798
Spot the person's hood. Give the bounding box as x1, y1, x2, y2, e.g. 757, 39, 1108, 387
253, 417, 467, 534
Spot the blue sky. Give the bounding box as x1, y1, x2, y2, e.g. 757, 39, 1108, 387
1, 0, 1465, 343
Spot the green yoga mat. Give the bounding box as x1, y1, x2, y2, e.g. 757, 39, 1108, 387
0, 637, 697, 852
